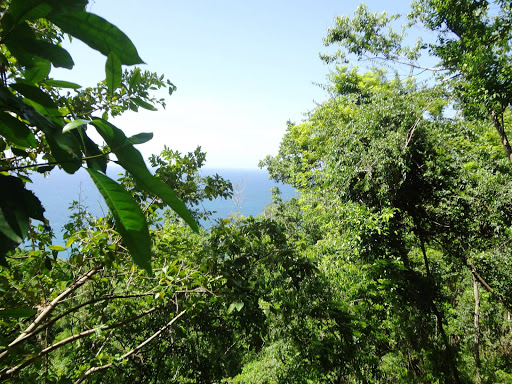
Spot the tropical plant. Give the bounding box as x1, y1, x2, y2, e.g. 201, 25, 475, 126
0, 0, 197, 273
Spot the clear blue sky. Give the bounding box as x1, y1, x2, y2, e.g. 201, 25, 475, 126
54, 1, 413, 168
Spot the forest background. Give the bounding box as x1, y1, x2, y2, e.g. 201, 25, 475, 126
1, 0, 512, 383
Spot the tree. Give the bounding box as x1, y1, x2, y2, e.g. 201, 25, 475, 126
322, 0, 512, 166
0, 146, 234, 382
0, 0, 197, 272
261, 67, 512, 382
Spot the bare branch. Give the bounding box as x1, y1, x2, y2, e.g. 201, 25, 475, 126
73, 309, 187, 384
0, 306, 161, 380
0, 265, 102, 361
34, 292, 155, 338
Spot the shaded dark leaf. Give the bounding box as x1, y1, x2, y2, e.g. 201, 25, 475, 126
0, 112, 37, 148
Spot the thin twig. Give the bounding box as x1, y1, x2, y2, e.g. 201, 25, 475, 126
0, 265, 102, 361
73, 309, 186, 384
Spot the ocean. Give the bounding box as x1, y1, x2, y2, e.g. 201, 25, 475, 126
26, 167, 295, 244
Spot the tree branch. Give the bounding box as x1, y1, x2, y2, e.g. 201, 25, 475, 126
0, 305, 162, 380
0, 265, 102, 361
73, 309, 187, 384
30, 292, 155, 340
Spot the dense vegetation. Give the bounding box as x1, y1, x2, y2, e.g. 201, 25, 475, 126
1, 0, 512, 382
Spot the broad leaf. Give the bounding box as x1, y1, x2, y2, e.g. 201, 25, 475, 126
36, 165, 55, 173
48, 245, 66, 251
23, 59, 51, 83
62, 119, 90, 133
4, 0, 87, 28
128, 132, 153, 145
4, 23, 74, 69
87, 169, 152, 273
82, 132, 107, 173
49, 11, 144, 65
11, 83, 58, 109
227, 301, 245, 314
0, 210, 22, 244
0, 175, 45, 255
0, 308, 37, 319
0, 87, 82, 173
41, 79, 82, 89
105, 52, 122, 95
4, 0, 52, 27
132, 97, 158, 111
0, 112, 37, 148
91, 119, 199, 232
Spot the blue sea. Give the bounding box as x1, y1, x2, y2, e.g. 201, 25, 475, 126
26, 167, 295, 244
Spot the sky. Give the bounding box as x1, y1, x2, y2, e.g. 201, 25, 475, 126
53, 0, 413, 169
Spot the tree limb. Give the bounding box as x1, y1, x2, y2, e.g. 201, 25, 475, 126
0, 265, 102, 361
0, 305, 162, 380
73, 309, 187, 384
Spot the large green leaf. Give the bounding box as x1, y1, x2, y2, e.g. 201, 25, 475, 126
23, 59, 51, 83
82, 132, 107, 173
132, 97, 158, 111
3, 0, 52, 29
48, 11, 144, 66
87, 169, 152, 273
0, 175, 45, 254
0, 308, 37, 319
11, 83, 58, 109
41, 79, 82, 89
91, 119, 199, 232
105, 52, 122, 95
62, 119, 90, 133
4, 23, 74, 69
0, 112, 37, 148
128, 132, 153, 145
4, 0, 87, 28
0, 86, 82, 173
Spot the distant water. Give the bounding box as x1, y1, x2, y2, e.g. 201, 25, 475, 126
26, 167, 295, 244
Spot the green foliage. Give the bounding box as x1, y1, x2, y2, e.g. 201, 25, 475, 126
3, 1, 512, 383
262, 65, 512, 382
0, 0, 195, 269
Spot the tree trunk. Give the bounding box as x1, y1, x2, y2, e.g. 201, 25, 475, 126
473, 273, 481, 384
418, 233, 461, 384
489, 108, 512, 165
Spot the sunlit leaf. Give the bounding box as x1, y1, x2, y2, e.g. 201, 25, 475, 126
91, 119, 199, 232
127, 132, 153, 145
49, 11, 144, 65
87, 169, 152, 273
227, 301, 245, 314
41, 79, 82, 89
23, 59, 51, 83
128, 67, 142, 89
62, 119, 90, 133
49, 245, 66, 251
105, 52, 122, 95
132, 97, 157, 111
